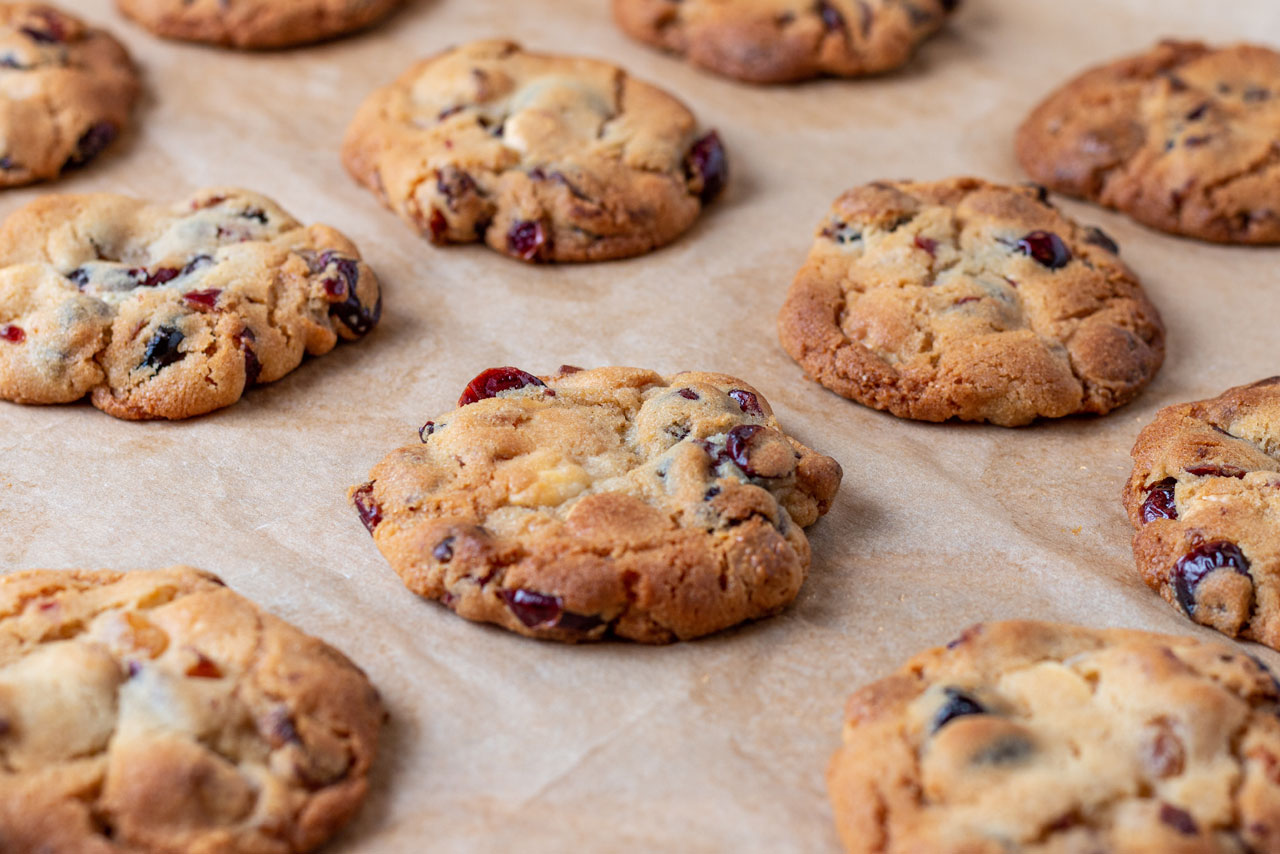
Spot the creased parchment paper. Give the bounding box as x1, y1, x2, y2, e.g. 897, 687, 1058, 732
4, 0, 1280, 850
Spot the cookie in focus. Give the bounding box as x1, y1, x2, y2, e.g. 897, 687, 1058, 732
350, 366, 842, 643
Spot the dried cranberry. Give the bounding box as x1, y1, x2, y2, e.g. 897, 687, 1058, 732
140, 326, 184, 371
185, 655, 222, 679
352, 483, 382, 533
323, 257, 380, 337
728, 389, 763, 416
558, 365, 583, 375
557, 611, 605, 633
725, 424, 765, 476
499, 588, 562, 628
686, 131, 727, 204
1158, 804, 1198, 835
458, 367, 546, 406
817, 1, 845, 32
1173, 541, 1251, 616
237, 327, 261, 386
428, 209, 448, 242
1185, 464, 1247, 479
64, 123, 117, 171
1015, 231, 1072, 269
507, 221, 548, 261
932, 688, 986, 732
0, 324, 24, 343
433, 536, 454, 562
419, 421, 436, 442
182, 289, 220, 309
1141, 478, 1178, 523
20, 22, 62, 43
131, 267, 180, 288
677, 388, 699, 400
914, 235, 938, 256
1185, 102, 1210, 121
323, 277, 346, 300
1083, 226, 1119, 254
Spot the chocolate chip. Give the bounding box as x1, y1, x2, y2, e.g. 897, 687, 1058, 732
140, 325, 185, 371
932, 687, 986, 731
433, 536, 454, 563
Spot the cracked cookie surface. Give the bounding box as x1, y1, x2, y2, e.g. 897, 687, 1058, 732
777, 177, 1165, 426
1017, 40, 1280, 244
0, 566, 384, 854
350, 366, 842, 643
0, 3, 138, 187
341, 39, 727, 264
1124, 378, 1280, 649
828, 620, 1280, 854
0, 187, 381, 420
613, 0, 959, 84
116, 0, 402, 48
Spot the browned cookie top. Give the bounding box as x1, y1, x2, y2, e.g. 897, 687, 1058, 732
0, 567, 384, 854
1017, 40, 1280, 244
613, 0, 959, 84
341, 40, 727, 264
116, 0, 402, 48
1124, 377, 1280, 649
777, 177, 1165, 426
350, 366, 842, 643
0, 3, 138, 186
828, 620, 1280, 854
0, 188, 381, 420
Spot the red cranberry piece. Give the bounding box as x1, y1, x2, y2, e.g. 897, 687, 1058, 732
419, 421, 436, 442
141, 326, 184, 371
236, 327, 261, 386
21, 20, 63, 43
557, 610, 605, 633
64, 123, 117, 171
1141, 478, 1178, 524
686, 131, 727, 204
1185, 464, 1247, 479
321, 257, 380, 337
557, 364, 583, 375
183, 289, 221, 309
1158, 804, 1198, 835
677, 388, 699, 400
507, 221, 548, 261
0, 324, 24, 343
458, 367, 546, 407
1015, 230, 1072, 269
428, 209, 448, 242
498, 588, 562, 628
323, 277, 346, 300
914, 235, 938, 256
725, 424, 765, 475
352, 483, 382, 533
1173, 541, 1251, 616
728, 388, 763, 416
932, 688, 986, 732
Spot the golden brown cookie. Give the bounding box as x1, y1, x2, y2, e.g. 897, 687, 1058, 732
828, 620, 1280, 853
0, 3, 138, 186
1124, 377, 1280, 649
0, 187, 381, 420
350, 366, 842, 643
1017, 40, 1280, 244
341, 40, 727, 263
777, 177, 1165, 426
0, 566, 384, 853
117, 0, 402, 49
613, 0, 960, 84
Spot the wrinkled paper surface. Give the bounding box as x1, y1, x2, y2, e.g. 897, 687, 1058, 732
5, 0, 1280, 850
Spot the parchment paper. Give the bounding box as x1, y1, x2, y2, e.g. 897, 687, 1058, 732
4, 0, 1280, 850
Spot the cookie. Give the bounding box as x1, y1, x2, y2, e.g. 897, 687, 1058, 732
613, 0, 959, 84
116, 0, 402, 49
1017, 40, 1280, 244
0, 3, 138, 187
777, 177, 1165, 426
341, 39, 727, 264
350, 365, 842, 643
828, 620, 1280, 853
0, 566, 384, 853
0, 187, 381, 420
1124, 377, 1280, 649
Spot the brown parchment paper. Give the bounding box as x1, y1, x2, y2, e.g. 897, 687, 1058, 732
4, 0, 1280, 850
